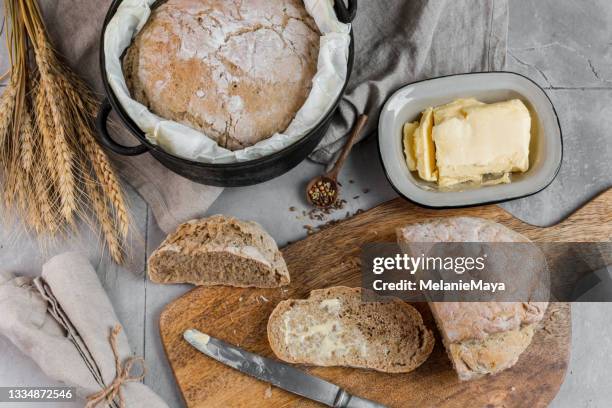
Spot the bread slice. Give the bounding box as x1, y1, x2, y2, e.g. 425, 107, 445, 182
148, 215, 289, 288
397, 217, 548, 381
267, 287, 434, 373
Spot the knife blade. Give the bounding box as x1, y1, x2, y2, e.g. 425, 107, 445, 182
183, 329, 387, 408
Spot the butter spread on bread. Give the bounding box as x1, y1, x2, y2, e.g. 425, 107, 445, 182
267, 287, 434, 373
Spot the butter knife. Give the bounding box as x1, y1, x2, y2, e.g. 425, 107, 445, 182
183, 329, 387, 408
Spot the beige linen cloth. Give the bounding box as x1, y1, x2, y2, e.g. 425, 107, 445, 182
0, 252, 168, 407
37, 0, 508, 231
311, 0, 509, 162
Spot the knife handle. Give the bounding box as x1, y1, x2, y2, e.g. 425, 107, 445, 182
334, 389, 387, 408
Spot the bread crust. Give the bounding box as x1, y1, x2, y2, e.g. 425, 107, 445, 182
123, 0, 320, 150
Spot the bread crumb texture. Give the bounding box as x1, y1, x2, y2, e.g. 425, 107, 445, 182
148, 215, 290, 288
123, 0, 320, 150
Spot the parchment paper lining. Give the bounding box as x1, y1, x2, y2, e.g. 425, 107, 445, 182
104, 0, 350, 164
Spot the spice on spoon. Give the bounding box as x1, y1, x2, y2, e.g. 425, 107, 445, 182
305, 115, 369, 209
307, 178, 338, 208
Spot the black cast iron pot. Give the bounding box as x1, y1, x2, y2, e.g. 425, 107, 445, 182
97, 0, 357, 187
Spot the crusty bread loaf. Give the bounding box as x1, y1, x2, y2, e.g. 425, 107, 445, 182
148, 215, 289, 288
428, 302, 545, 381
123, 0, 320, 150
397, 217, 548, 381
267, 287, 434, 373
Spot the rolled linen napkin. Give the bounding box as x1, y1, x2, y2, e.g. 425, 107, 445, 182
0, 253, 167, 408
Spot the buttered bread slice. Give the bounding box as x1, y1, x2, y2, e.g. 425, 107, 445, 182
267, 287, 434, 373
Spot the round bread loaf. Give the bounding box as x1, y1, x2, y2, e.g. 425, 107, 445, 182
397, 217, 549, 381
123, 0, 320, 150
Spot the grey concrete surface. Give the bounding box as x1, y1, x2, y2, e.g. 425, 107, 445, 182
501, 0, 612, 227
0, 1, 611, 407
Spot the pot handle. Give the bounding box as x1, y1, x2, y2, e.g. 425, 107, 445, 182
334, 0, 357, 23
95, 99, 149, 156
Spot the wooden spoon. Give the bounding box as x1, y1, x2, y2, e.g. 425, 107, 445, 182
306, 114, 369, 208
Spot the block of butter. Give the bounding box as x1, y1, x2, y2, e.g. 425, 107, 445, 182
403, 98, 531, 188
414, 108, 437, 182
402, 121, 419, 171
433, 98, 484, 125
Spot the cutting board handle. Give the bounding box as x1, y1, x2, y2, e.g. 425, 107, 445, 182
533, 188, 611, 242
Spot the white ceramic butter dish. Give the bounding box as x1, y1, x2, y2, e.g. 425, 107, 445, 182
378, 72, 562, 208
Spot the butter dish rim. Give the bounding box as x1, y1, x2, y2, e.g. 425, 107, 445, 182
377, 71, 563, 208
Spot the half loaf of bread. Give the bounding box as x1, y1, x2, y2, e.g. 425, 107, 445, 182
397, 217, 548, 381
267, 287, 434, 373
148, 215, 289, 288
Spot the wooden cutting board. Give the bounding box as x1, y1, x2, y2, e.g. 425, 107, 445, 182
160, 189, 611, 408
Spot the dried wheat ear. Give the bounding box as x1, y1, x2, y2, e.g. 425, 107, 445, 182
0, 0, 129, 264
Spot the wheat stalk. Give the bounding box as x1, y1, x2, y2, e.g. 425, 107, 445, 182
34, 44, 77, 224
32, 147, 59, 234
55, 63, 130, 240
81, 132, 130, 239
0, 82, 17, 153
0, 0, 130, 264
84, 175, 125, 264
20, 106, 45, 232
0, 84, 18, 187
19, 109, 34, 174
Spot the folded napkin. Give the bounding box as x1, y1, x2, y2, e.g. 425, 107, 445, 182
0, 253, 168, 408
37, 0, 508, 232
